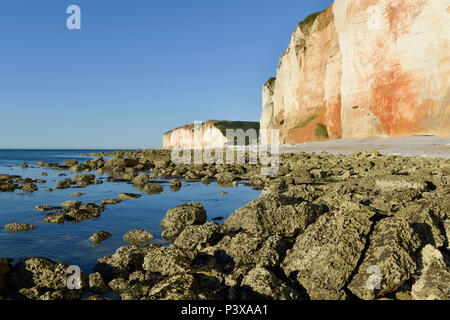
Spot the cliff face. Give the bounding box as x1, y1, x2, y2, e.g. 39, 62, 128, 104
261, 0, 450, 144
163, 121, 260, 149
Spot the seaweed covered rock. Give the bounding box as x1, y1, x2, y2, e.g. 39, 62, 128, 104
94, 245, 151, 280
10, 257, 88, 293
411, 245, 450, 300
241, 267, 300, 300
282, 203, 376, 300
123, 229, 153, 245
161, 202, 207, 241
226, 193, 326, 238
174, 222, 225, 250
142, 245, 194, 276
348, 217, 422, 300
89, 231, 112, 244
5, 223, 37, 232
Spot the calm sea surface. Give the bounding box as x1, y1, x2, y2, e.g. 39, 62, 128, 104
0, 150, 261, 273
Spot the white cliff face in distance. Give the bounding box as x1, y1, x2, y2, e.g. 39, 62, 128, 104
163, 121, 260, 149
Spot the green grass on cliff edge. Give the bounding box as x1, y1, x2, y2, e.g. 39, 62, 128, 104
315, 123, 329, 140
298, 11, 323, 30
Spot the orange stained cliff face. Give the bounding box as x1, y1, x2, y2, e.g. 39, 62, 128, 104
261, 0, 450, 143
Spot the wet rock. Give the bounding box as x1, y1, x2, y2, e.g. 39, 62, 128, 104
65, 203, 105, 222
201, 176, 213, 185
63, 160, 78, 166
226, 193, 326, 238
348, 217, 422, 300
70, 192, 85, 197
241, 267, 300, 300
89, 231, 112, 244
160, 202, 207, 241
132, 174, 150, 186
21, 163, 28, 168
89, 272, 108, 294
55, 178, 73, 189
170, 178, 182, 191
142, 183, 163, 194
118, 193, 141, 200
101, 198, 122, 205
41, 173, 48, 176
43, 213, 66, 224
396, 202, 446, 248
95, 245, 151, 279
142, 245, 194, 276
282, 205, 375, 300
144, 274, 214, 300
411, 245, 450, 300
73, 174, 96, 187
123, 229, 153, 245
205, 231, 286, 268
10, 257, 88, 292
174, 222, 225, 250
108, 278, 131, 294
45, 188, 53, 192
61, 200, 82, 210
5, 223, 37, 232
35, 204, 62, 212
20, 182, 38, 193
0, 178, 16, 192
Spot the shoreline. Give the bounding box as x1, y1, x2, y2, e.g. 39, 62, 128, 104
1, 148, 449, 300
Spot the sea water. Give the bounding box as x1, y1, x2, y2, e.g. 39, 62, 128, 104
0, 150, 261, 272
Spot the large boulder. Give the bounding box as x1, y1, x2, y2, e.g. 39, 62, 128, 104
160, 202, 207, 241
411, 245, 450, 300
282, 203, 375, 300
142, 245, 194, 276
348, 217, 422, 300
94, 245, 151, 280
241, 267, 300, 300
123, 229, 153, 245
10, 257, 88, 292
225, 193, 326, 238
174, 222, 225, 250
73, 174, 96, 187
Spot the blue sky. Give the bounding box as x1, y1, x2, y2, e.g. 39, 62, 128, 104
0, 0, 333, 149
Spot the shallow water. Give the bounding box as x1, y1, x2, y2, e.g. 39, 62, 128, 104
0, 150, 261, 273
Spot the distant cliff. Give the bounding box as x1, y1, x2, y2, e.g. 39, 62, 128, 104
261, 0, 450, 144
163, 121, 260, 149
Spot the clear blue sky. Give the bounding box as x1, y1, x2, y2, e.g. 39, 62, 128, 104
0, 0, 333, 149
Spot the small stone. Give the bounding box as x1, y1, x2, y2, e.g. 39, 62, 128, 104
5, 223, 37, 232
70, 192, 85, 197
123, 229, 153, 245
101, 199, 122, 205
43, 213, 65, 224
118, 193, 141, 200
89, 231, 112, 244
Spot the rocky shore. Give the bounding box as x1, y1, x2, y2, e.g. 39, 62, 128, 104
0, 149, 449, 300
